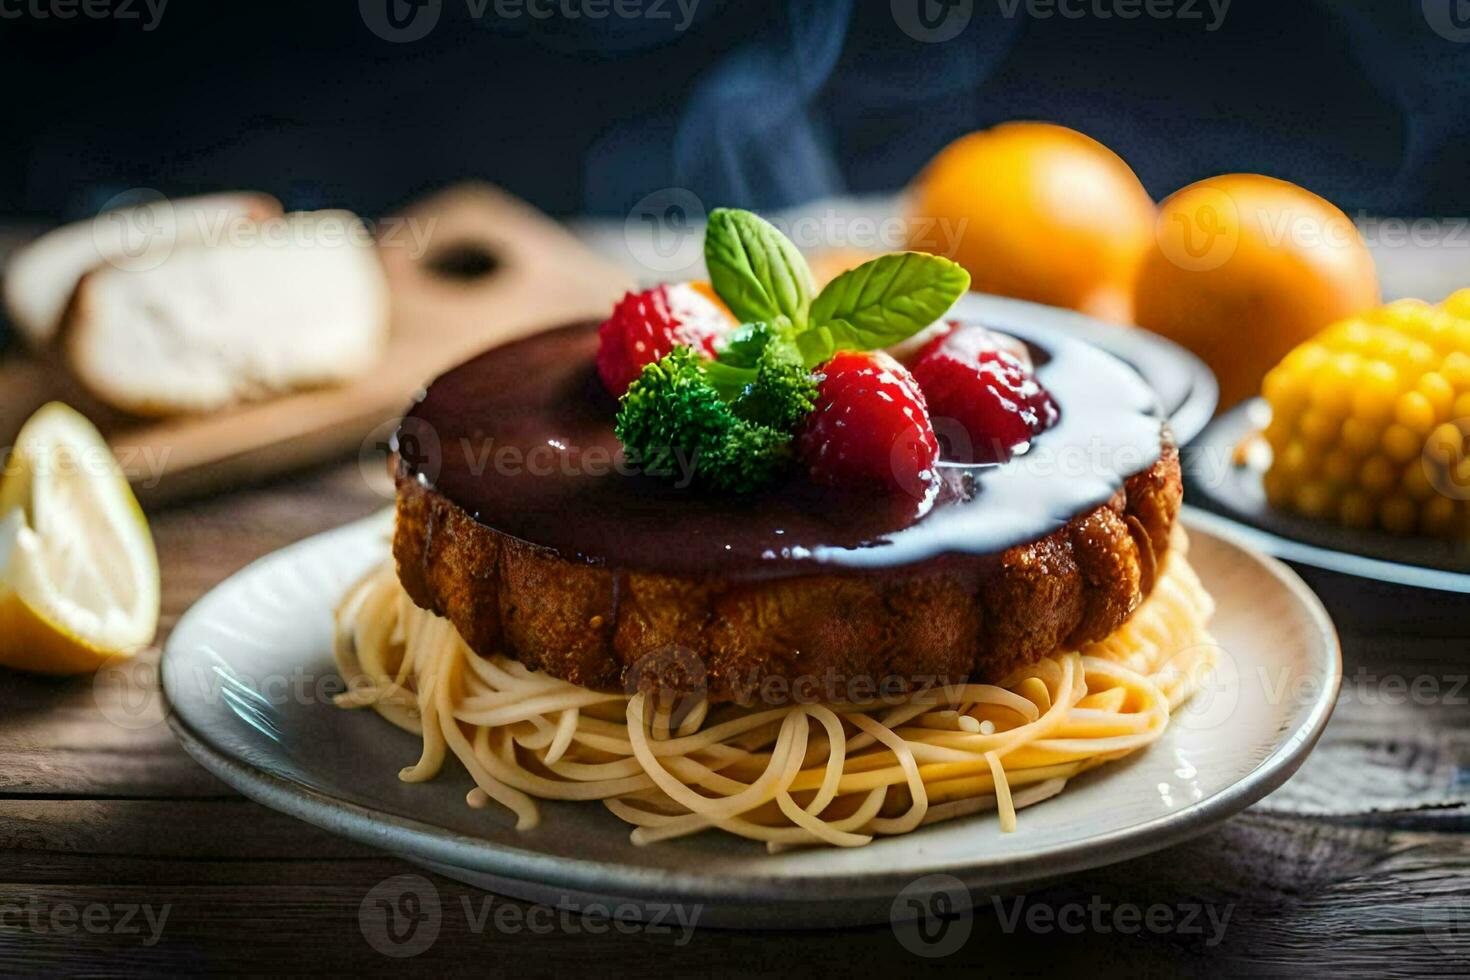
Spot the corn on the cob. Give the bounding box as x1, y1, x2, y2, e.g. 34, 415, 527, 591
1260, 292, 1470, 536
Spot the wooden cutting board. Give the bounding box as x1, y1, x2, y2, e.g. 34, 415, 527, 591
0, 184, 633, 507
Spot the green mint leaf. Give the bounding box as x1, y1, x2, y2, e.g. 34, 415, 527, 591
803, 252, 970, 363
793, 324, 841, 369
704, 209, 815, 328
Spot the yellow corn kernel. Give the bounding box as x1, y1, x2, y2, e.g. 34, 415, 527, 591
1274, 439, 1315, 481
1421, 495, 1459, 536
1340, 416, 1382, 455
1443, 351, 1470, 391
1351, 361, 1399, 422
1425, 422, 1464, 467
1293, 481, 1338, 519
1265, 410, 1301, 446
1261, 468, 1291, 506
1380, 495, 1418, 534
1338, 490, 1376, 528
1359, 455, 1398, 494
1262, 368, 1306, 418
1297, 409, 1341, 446
1329, 320, 1374, 352
1395, 391, 1437, 434
1375, 299, 1434, 328
1418, 372, 1455, 419
1400, 463, 1435, 502
1263, 417, 1294, 450
1382, 424, 1423, 464
1442, 288, 1470, 318
1406, 341, 1437, 372
1311, 358, 1355, 413
1321, 449, 1356, 483
1422, 312, 1462, 354
1282, 343, 1331, 375
1362, 327, 1398, 360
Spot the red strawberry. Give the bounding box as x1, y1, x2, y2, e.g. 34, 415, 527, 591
596, 283, 734, 396
910, 324, 1058, 463
797, 351, 939, 496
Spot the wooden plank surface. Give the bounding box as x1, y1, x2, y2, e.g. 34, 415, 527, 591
0, 461, 1466, 974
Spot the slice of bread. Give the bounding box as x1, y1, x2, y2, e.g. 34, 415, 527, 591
61, 210, 390, 417
3, 192, 282, 347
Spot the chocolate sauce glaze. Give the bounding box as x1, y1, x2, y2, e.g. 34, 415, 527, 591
396, 319, 1164, 578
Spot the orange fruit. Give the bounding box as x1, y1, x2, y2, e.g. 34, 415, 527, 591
1134, 174, 1380, 409
908, 122, 1155, 323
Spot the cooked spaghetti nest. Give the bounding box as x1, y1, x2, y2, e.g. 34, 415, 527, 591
333, 531, 1216, 851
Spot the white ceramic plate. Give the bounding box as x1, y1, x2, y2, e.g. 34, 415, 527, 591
951, 292, 1218, 444
162, 512, 1339, 928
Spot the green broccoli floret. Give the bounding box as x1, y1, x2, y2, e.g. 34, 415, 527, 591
615, 340, 816, 493
728, 332, 818, 430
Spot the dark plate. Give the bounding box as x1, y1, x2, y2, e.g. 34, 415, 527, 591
1184, 399, 1470, 593
951, 293, 1218, 444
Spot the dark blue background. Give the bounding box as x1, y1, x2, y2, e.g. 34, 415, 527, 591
0, 0, 1466, 221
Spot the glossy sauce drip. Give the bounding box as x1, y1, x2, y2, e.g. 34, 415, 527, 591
397, 320, 1164, 577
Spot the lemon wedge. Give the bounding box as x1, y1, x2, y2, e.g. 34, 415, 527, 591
0, 402, 160, 674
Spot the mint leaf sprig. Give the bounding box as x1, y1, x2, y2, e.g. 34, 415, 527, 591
702, 207, 971, 368
704, 209, 815, 329
615, 209, 970, 492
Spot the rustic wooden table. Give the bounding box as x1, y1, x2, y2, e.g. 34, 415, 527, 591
1, 459, 1466, 976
